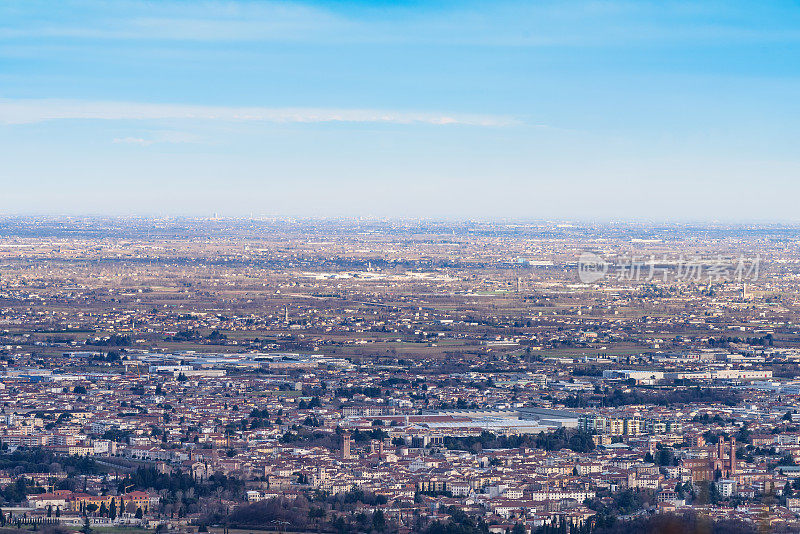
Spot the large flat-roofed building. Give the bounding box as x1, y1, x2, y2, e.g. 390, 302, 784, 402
603, 370, 664, 383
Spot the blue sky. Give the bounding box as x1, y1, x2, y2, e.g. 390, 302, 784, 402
2, 0, 800, 220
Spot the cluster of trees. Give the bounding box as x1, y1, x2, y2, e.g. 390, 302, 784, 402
298, 397, 322, 409
564, 387, 740, 408
281, 429, 328, 444
165, 330, 201, 342
643, 446, 678, 466
206, 330, 227, 342
117, 467, 243, 517
585, 489, 656, 519
349, 428, 389, 442
441, 428, 595, 454
533, 517, 591, 534
303, 416, 323, 427
204, 492, 394, 533
379, 377, 411, 387
532, 428, 595, 453
571, 367, 604, 377
246, 408, 276, 429
780, 478, 800, 500
0, 477, 44, 504
121, 466, 242, 497
0, 448, 100, 478
249, 408, 270, 419
422, 506, 489, 534
591, 512, 758, 534
693, 413, 729, 424
438, 399, 481, 409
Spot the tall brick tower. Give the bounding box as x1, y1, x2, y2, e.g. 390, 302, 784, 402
342, 432, 352, 460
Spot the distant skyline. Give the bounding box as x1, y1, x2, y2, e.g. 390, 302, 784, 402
2, 0, 800, 220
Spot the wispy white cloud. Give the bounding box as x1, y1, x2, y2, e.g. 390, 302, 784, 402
0, 99, 518, 127
112, 136, 154, 146
0, 0, 346, 42
112, 130, 206, 146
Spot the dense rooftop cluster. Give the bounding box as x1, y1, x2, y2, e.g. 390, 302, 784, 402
1, 218, 800, 533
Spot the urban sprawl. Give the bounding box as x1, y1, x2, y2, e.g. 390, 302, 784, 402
0, 218, 799, 534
